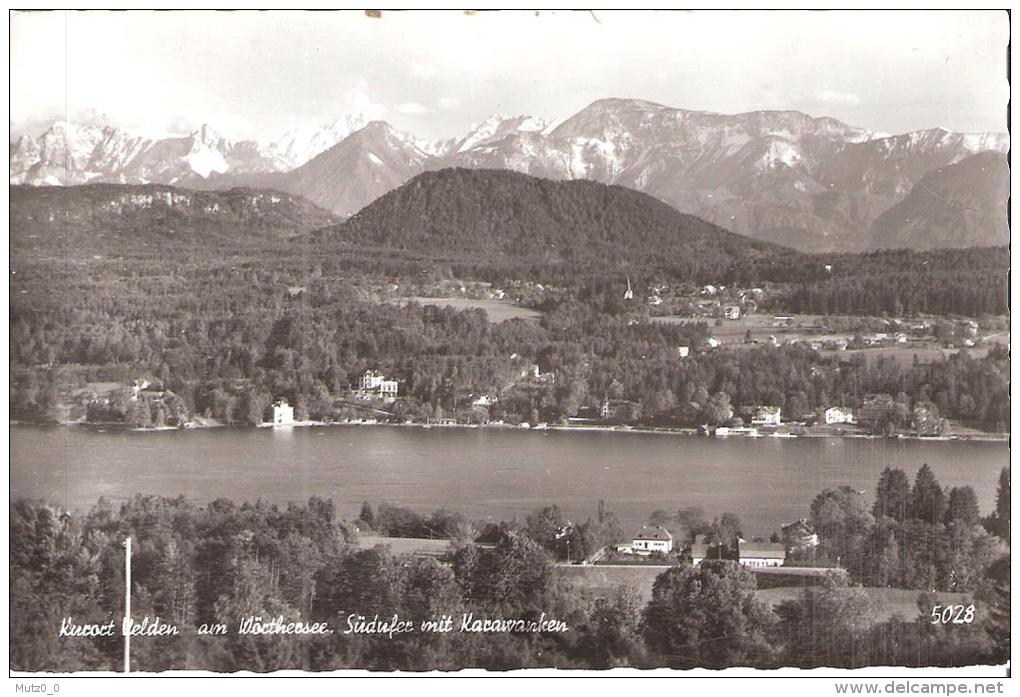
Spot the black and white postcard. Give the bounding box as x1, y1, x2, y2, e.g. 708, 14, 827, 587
7, 9, 1011, 685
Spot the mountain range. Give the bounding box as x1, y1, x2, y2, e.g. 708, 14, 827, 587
11, 98, 1009, 252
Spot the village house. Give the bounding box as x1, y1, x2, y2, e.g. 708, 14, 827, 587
631, 526, 673, 555
518, 363, 555, 384
705, 337, 721, 349
131, 378, 151, 400
723, 304, 742, 320
780, 519, 819, 556
738, 540, 786, 567
600, 398, 641, 423
830, 338, 849, 351
957, 319, 979, 337
472, 394, 498, 408
824, 406, 855, 425
858, 394, 897, 429
358, 370, 399, 401
751, 406, 782, 426
689, 534, 720, 564
272, 399, 294, 426
677, 346, 690, 358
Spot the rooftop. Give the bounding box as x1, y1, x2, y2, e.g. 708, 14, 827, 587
739, 541, 786, 559
781, 518, 815, 533
634, 525, 673, 542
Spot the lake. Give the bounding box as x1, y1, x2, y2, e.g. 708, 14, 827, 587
10, 425, 1008, 536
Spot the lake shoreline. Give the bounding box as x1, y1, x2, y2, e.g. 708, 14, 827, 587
12, 418, 1010, 442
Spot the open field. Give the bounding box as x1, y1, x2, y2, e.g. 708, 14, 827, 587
556, 564, 665, 604
842, 346, 992, 366
389, 296, 544, 323
652, 312, 1003, 364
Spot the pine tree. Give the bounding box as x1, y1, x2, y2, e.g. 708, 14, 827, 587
911, 464, 947, 525
993, 467, 1010, 540
358, 501, 375, 529
944, 486, 980, 526
873, 467, 912, 522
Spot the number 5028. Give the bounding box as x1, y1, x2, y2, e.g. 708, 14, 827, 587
930, 604, 975, 624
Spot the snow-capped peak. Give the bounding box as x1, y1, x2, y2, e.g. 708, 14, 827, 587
457, 114, 549, 153
185, 126, 230, 178
193, 123, 229, 148
269, 114, 370, 168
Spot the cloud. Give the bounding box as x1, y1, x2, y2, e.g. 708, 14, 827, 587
437, 96, 462, 111
816, 89, 861, 106
344, 82, 388, 120
165, 115, 200, 136
396, 102, 430, 114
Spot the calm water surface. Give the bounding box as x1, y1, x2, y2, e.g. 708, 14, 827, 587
10, 425, 1008, 536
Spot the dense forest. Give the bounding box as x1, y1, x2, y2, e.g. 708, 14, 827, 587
313, 168, 781, 270
10, 280, 1010, 430
7, 178, 1010, 429
10, 465, 1010, 671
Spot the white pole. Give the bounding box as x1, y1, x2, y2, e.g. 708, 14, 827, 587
124, 536, 131, 673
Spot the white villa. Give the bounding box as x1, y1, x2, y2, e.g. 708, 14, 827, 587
631, 526, 673, 555
824, 406, 855, 425
751, 406, 782, 426
272, 399, 294, 426
359, 370, 399, 401
472, 394, 498, 407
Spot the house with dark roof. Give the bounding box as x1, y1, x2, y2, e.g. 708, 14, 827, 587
858, 394, 897, 429
688, 534, 722, 565
781, 519, 819, 555
632, 525, 673, 555
750, 406, 782, 426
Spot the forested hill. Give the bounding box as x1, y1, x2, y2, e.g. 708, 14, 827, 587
10, 184, 337, 255
310, 168, 788, 274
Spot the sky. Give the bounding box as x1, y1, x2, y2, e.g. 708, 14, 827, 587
9, 10, 1011, 142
